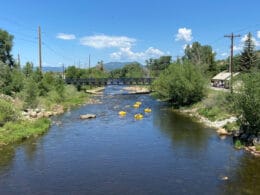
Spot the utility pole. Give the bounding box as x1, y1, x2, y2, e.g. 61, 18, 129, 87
62, 63, 65, 79
38, 26, 42, 72
224, 33, 240, 93
17, 53, 21, 67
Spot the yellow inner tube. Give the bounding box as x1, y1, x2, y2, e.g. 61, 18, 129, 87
118, 111, 126, 116
133, 104, 140, 108
144, 108, 152, 113
135, 101, 142, 105
134, 113, 143, 119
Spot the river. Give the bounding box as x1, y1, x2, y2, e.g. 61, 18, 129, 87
0, 86, 259, 194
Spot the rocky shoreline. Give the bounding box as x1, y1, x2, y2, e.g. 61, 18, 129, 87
178, 108, 260, 157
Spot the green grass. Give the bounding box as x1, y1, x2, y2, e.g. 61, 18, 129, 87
38, 85, 89, 110
190, 88, 235, 121
0, 118, 51, 146
223, 121, 239, 132
234, 140, 244, 149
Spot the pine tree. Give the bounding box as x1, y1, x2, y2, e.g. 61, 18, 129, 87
239, 32, 257, 71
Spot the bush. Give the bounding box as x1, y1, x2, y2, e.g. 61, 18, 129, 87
0, 99, 18, 126
152, 62, 206, 107
234, 72, 260, 135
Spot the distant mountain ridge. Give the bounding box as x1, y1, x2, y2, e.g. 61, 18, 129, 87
42, 66, 63, 72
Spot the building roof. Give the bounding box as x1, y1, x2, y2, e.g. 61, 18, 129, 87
212, 71, 239, 81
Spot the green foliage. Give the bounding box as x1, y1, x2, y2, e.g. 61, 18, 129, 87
234, 139, 244, 149
196, 91, 234, 121
0, 99, 18, 126
0, 29, 14, 67
109, 62, 144, 78
0, 118, 50, 145
183, 42, 216, 73
146, 56, 172, 77
234, 72, 260, 134
0, 62, 12, 95
10, 68, 25, 93
22, 62, 34, 77
23, 78, 39, 109
239, 32, 257, 72
152, 62, 206, 106
224, 122, 239, 132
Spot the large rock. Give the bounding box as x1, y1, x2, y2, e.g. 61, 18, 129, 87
80, 114, 96, 119
217, 128, 229, 135
29, 111, 37, 118
44, 111, 53, 118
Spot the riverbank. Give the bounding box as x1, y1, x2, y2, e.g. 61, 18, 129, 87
177, 89, 237, 131
0, 85, 93, 147
171, 88, 260, 156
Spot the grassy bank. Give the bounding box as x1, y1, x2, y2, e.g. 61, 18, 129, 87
0, 118, 51, 146
178, 88, 238, 131
0, 85, 91, 147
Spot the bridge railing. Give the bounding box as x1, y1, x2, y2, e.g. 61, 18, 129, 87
65, 78, 154, 86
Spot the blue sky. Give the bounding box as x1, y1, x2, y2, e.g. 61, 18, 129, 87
1, 0, 260, 67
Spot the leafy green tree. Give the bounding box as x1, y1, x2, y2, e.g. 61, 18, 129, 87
23, 62, 34, 77
121, 62, 144, 78
10, 68, 25, 93
239, 32, 257, 72
152, 62, 206, 106
183, 42, 216, 73
0, 62, 12, 95
146, 56, 172, 77
65, 66, 84, 78
0, 29, 14, 67
234, 72, 260, 135
23, 78, 39, 108
32, 67, 43, 83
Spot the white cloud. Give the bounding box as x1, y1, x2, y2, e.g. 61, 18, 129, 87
80, 35, 136, 49
234, 45, 242, 51
257, 31, 260, 39
56, 33, 76, 40
221, 52, 228, 57
110, 47, 165, 61
175, 28, 193, 42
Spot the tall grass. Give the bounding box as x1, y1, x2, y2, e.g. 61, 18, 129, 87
0, 118, 50, 146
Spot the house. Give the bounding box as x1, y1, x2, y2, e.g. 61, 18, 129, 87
211, 71, 239, 88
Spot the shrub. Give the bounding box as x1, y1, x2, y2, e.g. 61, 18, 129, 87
234, 72, 260, 135
0, 99, 18, 126
152, 62, 206, 107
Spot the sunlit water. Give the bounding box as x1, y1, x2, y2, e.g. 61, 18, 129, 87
0, 86, 259, 194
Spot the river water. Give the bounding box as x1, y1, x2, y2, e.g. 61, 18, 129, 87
0, 86, 259, 194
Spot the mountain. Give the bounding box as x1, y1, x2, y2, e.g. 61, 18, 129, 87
42, 66, 63, 72
104, 62, 133, 71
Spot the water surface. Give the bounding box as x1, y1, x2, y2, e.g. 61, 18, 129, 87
0, 86, 259, 194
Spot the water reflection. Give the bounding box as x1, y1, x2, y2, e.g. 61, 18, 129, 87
0, 146, 15, 174
221, 154, 260, 194
153, 106, 211, 152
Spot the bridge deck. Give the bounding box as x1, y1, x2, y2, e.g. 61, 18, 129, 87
65, 78, 154, 86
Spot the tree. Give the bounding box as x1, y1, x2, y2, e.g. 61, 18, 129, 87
23, 62, 34, 77
121, 62, 144, 78
152, 62, 206, 106
0, 29, 14, 67
234, 72, 260, 135
239, 32, 257, 71
0, 62, 12, 95
183, 42, 216, 73
146, 56, 172, 77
